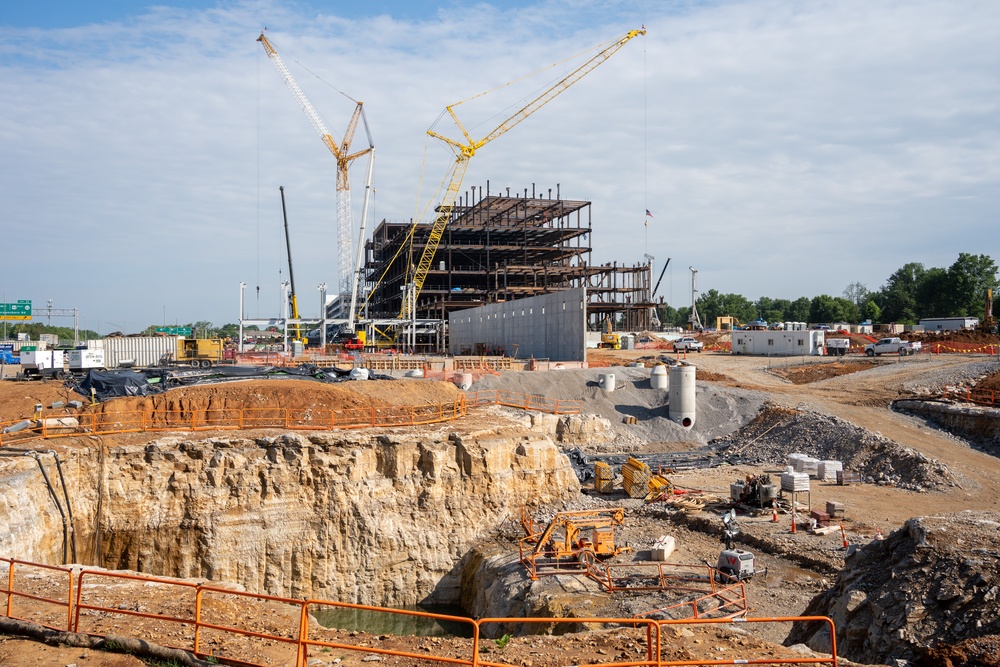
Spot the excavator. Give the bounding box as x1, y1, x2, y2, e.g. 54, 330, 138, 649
985, 288, 996, 333
600, 317, 621, 349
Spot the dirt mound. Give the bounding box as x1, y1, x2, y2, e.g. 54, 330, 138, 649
977, 369, 1000, 392
916, 635, 1000, 667
771, 360, 878, 384
84, 379, 461, 417
712, 405, 959, 491
788, 512, 1000, 665
0, 380, 81, 422
903, 330, 998, 344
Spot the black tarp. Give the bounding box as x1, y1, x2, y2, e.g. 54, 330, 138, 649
75, 369, 163, 401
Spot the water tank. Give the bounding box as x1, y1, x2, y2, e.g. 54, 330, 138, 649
598, 373, 616, 392
668, 364, 696, 428
650, 364, 668, 390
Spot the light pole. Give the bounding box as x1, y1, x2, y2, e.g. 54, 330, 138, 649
239, 282, 247, 353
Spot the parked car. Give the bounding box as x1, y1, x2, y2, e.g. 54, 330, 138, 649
864, 337, 921, 357
673, 337, 704, 352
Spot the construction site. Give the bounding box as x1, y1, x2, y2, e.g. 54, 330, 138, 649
3, 21, 1000, 667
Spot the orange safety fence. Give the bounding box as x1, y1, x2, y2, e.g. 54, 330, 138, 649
0, 399, 468, 447
941, 387, 1000, 406
517, 543, 747, 621
465, 390, 582, 415
0, 556, 840, 666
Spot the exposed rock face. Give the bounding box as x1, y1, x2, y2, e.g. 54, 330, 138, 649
0, 430, 580, 607
787, 512, 1000, 664
895, 399, 1000, 457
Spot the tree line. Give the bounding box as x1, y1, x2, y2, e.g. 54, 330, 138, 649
656, 253, 998, 329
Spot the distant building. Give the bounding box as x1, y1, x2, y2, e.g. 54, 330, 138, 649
919, 317, 980, 331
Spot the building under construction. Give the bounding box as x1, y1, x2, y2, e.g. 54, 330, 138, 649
361, 183, 657, 333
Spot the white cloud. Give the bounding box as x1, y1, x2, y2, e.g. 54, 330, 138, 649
0, 0, 997, 332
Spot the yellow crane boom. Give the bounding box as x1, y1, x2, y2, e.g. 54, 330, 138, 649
399, 27, 645, 320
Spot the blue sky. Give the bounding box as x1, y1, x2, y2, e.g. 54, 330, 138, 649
1, 0, 998, 333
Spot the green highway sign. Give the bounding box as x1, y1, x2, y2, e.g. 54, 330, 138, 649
0, 300, 32, 321
155, 326, 192, 336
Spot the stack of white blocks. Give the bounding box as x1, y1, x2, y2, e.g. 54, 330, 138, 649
818, 460, 843, 482
781, 467, 811, 492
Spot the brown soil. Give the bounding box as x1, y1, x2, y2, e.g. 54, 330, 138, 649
977, 369, 1000, 392
901, 329, 999, 344
770, 360, 878, 384
0, 379, 461, 425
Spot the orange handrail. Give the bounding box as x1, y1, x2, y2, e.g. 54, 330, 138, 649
0, 555, 839, 667
1, 557, 75, 631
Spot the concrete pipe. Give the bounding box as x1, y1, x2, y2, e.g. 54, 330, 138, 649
650, 364, 668, 390
668, 364, 696, 428
598, 372, 616, 392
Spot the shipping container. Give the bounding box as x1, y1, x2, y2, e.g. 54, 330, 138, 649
100, 336, 180, 368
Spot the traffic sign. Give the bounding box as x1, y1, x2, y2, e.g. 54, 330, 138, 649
155, 326, 192, 336
0, 300, 32, 321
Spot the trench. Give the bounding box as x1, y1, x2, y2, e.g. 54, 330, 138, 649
0, 429, 581, 625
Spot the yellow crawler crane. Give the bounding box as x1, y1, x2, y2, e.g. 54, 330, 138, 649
399, 27, 646, 320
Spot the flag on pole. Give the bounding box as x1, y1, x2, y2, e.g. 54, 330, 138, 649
645, 209, 653, 227
645, 209, 653, 218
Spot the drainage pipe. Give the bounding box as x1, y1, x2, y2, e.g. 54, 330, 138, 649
49, 451, 78, 563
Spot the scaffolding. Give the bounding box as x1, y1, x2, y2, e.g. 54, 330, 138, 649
361, 183, 656, 333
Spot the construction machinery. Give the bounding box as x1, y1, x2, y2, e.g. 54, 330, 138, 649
258, 33, 375, 325
716, 316, 742, 331
648, 257, 670, 330
399, 27, 646, 320
168, 338, 225, 368
600, 317, 621, 349
527, 508, 630, 561
716, 509, 757, 582
278, 186, 306, 345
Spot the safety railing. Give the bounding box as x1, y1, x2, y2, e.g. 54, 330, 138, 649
518, 542, 747, 621
466, 390, 582, 414
0, 556, 838, 667
0, 398, 468, 447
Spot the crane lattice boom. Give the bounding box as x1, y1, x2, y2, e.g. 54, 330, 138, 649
401, 28, 645, 319
258, 33, 374, 310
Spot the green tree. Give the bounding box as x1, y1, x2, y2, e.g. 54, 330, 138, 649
843, 282, 871, 309
878, 262, 925, 323
787, 297, 812, 322
945, 253, 999, 318
915, 267, 951, 318
861, 299, 882, 323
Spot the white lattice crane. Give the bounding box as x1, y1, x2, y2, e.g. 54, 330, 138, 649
399, 27, 645, 320
258, 33, 374, 321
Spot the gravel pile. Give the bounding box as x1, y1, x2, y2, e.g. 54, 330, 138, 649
712, 405, 959, 491
900, 359, 1000, 395
469, 366, 768, 447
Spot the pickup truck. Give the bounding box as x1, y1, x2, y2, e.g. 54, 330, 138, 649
673, 336, 704, 352
864, 337, 921, 357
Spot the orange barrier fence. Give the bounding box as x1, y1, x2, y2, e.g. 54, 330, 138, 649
942, 387, 1000, 406
0, 399, 467, 447
0, 556, 839, 667
517, 541, 748, 620
465, 390, 582, 415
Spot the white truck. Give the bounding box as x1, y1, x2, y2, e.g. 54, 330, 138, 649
673, 336, 704, 352
864, 337, 921, 357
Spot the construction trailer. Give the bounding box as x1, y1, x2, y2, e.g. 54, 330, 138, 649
918, 317, 981, 331
360, 184, 656, 351
732, 329, 825, 356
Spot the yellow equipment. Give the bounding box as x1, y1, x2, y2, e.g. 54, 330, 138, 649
174, 338, 224, 368
399, 28, 646, 320
985, 288, 995, 332
258, 33, 374, 322
529, 508, 630, 560
278, 186, 306, 345
600, 317, 621, 349
716, 316, 742, 331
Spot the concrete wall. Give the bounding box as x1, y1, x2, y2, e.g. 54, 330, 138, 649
732, 329, 825, 356
448, 287, 586, 361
